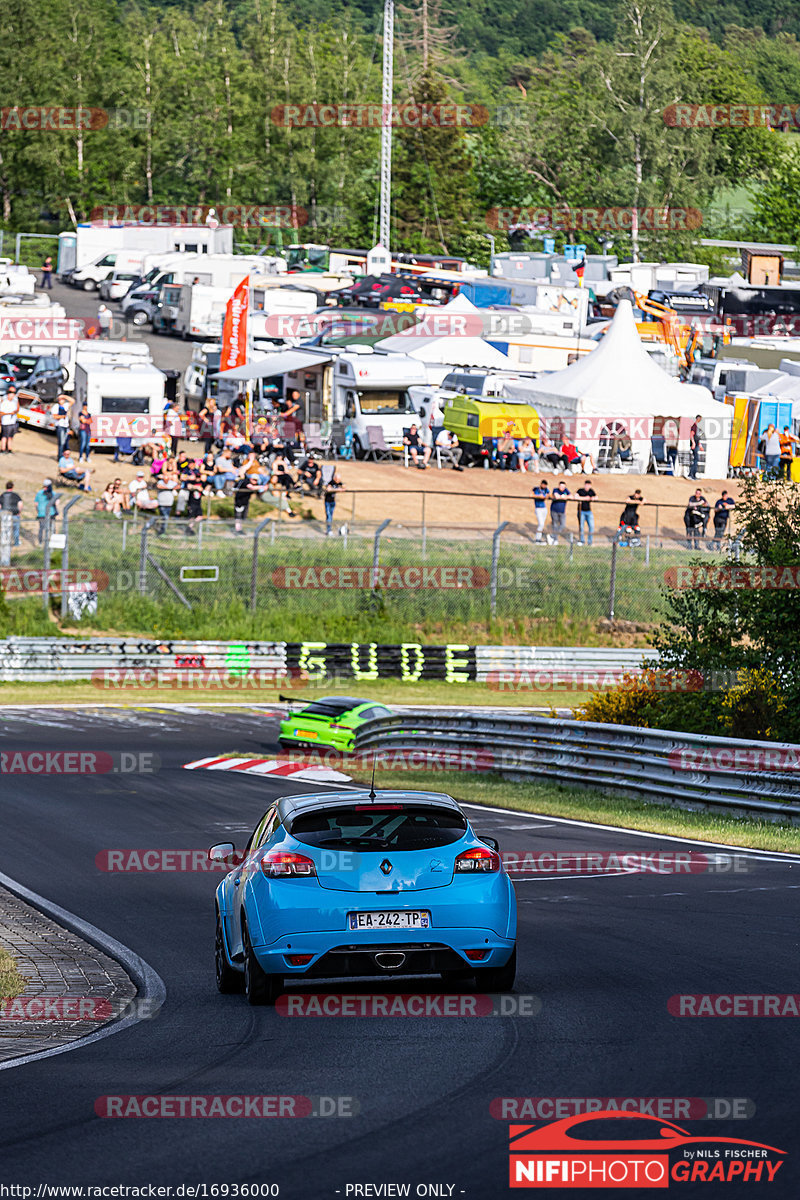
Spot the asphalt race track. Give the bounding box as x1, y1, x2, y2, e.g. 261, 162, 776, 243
0, 707, 798, 1197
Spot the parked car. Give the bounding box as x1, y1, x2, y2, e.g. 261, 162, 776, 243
120, 289, 161, 327
2, 353, 66, 400
210, 788, 517, 1004
99, 271, 141, 301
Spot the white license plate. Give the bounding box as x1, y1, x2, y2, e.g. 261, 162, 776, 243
348, 910, 430, 930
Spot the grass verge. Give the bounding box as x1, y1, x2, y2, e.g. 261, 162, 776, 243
0, 680, 586, 709
349, 769, 800, 853
0, 946, 26, 1000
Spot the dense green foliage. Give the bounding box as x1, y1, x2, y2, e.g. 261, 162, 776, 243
1, 0, 799, 258
581, 477, 800, 742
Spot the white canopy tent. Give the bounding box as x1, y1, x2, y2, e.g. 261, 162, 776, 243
375, 293, 516, 381
503, 300, 729, 476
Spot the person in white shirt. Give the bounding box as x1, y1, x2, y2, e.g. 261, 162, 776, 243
129, 471, 158, 510
435, 428, 463, 470
0, 386, 19, 453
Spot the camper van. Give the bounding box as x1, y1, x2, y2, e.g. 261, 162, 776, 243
122, 254, 285, 327
16, 343, 156, 436
57, 222, 234, 280
72, 359, 167, 448
443, 395, 540, 466
278, 346, 427, 453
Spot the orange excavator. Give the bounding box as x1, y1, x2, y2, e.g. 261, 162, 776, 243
631, 291, 732, 375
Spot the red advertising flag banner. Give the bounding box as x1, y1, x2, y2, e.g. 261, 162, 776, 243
221, 276, 249, 370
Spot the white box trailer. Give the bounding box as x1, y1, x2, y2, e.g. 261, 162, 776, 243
57, 222, 235, 280
174, 283, 232, 340
73, 359, 167, 447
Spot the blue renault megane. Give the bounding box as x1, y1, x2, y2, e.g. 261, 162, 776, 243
209, 789, 517, 1005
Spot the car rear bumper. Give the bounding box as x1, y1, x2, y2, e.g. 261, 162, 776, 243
249, 925, 516, 976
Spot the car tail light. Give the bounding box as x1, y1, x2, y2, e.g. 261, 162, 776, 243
260, 851, 317, 878
355, 804, 401, 811
465, 949, 489, 961
286, 953, 314, 966
329, 722, 349, 730
455, 847, 500, 873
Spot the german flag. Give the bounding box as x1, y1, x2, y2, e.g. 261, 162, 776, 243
574, 258, 586, 286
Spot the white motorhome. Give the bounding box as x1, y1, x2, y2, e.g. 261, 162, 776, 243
281, 346, 427, 454
58, 222, 234, 279
73, 359, 166, 448
0, 261, 36, 297
16, 342, 156, 435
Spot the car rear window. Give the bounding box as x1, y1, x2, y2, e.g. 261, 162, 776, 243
290, 805, 467, 850
299, 697, 367, 717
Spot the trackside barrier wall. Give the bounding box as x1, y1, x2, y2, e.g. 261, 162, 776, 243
0, 640, 655, 683
353, 710, 800, 821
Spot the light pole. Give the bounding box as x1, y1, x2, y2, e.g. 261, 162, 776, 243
484, 233, 496, 276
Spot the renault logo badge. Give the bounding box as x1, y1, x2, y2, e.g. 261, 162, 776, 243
380, 859, 393, 875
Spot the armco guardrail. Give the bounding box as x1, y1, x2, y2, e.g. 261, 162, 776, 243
353, 709, 800, 821
0, 639, 655, 684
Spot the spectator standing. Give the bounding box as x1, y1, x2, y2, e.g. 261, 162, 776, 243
50, 394, 72, 458
198, 398, 217, 453
278, 391, 301, 421
0, 480, 22, 546
549, 480, 570, 544
40, 256, 54, 289
712, 491, 735, 550
0, 386, 19, 453
34, 479, 59, 544
778, 426, 799, 480
97, 304, 112, 340
233, 473, 260, 534
689, 415, 703, 479
155, 469, 177, 534
619, 490, 643, 545
531, 479, 549, 542
762, 424, 781, 477
576, 479, 596, 545
77, 400, 92, 462
684, 489, 709, 550
323, 469, 344, 535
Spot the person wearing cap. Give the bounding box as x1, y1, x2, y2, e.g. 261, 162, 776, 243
34, 478, 59, 543
129, 471, 158, 510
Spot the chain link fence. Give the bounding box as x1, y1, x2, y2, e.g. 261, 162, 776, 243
0, 503, 741, 638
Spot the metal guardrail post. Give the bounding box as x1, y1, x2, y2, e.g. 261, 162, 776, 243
608, 537, 618, 620
60, 495, 83, 619
491, 520, 509, 619
139, 518, 156, 595
372, 519, 391, 590
251, 516, 273, 612
0, 512, 10, 568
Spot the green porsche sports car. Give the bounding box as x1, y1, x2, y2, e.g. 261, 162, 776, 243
278, 696, 393, 753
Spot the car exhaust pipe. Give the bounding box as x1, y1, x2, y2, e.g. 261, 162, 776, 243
374, 951, 406, 970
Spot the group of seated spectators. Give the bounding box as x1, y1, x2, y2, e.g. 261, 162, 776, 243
402, 422, 595, 474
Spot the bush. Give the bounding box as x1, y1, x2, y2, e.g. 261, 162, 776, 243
577, 666, 793, 741
719, 669, 787, 741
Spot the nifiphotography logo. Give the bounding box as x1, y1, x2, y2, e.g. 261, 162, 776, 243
507, 1111, 785, 1188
